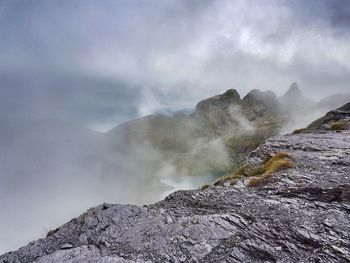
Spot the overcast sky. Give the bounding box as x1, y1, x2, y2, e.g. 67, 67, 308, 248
0, 0, 349, 129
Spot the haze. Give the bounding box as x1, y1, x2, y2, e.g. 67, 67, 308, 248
0, 0, 349, 254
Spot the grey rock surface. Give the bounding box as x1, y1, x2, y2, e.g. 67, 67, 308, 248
194, 89, 241, 114
307, 102, 350, 130
1, 107, 350, 263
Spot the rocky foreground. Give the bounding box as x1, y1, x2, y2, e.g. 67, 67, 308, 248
1, 104, 350, 263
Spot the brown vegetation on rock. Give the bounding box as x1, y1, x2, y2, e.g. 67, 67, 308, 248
213, 152, 293, 187
247, 153, 293, 187
330, 121, 348, 131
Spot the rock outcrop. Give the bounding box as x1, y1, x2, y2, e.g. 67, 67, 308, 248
1, 103, 349, 263
307, 102, 350, 130
194, 89, 241, 115
105, 88, 283, 179
241, 89, 279, 121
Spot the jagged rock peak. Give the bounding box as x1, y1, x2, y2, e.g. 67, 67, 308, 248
222, 88, 241, 100
283, 82, 302, 98
240, 89, 279, 120
290, 82, 298, 88
195, 89, 241, 112
280, 83, 315, 113
288, 82, 300, 92
242, 89, 277, 103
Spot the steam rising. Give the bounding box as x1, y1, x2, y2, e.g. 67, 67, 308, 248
228, 105, 255, 132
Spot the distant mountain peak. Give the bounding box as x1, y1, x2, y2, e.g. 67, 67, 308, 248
290, 82, 299, 90
223, 89, 240, 100
242, 89, 277, 103
279, 82, 315, 114
284, 82, 302, 98
281, 82, 312, 102
194, 89, 241, 113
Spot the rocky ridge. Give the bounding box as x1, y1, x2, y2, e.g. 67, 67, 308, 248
103, 84, 347, 183
1, 103, 349, 262
307, 102, 350, 131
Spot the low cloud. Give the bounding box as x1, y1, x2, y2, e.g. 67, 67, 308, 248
0, 0, 349, 254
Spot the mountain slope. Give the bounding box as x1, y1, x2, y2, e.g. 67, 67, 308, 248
279, 82, 315, 111
105, 88, 284, 179
307, 102, 350, 131
2, 103, 349, 262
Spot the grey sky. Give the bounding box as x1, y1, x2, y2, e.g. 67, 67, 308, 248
0, 0, 349, 127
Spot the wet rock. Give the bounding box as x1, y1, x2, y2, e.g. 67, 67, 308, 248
1, 104, 350, 263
